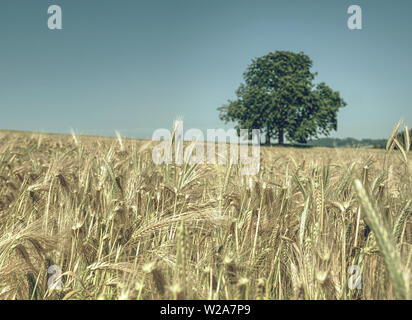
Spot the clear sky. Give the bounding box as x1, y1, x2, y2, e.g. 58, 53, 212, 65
1, 0, 411, 140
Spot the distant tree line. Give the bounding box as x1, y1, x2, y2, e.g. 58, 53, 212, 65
306, 137, 387, 149
307, 128, 411, 149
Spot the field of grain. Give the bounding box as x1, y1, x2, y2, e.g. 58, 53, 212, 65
0, 126, 410, 300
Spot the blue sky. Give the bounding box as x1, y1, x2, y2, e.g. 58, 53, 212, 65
0, 0, 411, 139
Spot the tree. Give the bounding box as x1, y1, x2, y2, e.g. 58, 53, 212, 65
218, 51, 347, 145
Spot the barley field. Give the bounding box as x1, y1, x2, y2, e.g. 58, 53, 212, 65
0, 125, 410, 300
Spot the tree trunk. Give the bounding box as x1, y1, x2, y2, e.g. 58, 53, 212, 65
278, 129, 284, 145
265, 129, 271, 146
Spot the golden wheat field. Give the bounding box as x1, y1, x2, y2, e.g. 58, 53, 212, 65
0, 126, 411, 300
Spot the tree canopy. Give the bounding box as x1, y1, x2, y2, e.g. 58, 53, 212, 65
218, 51, 347, 145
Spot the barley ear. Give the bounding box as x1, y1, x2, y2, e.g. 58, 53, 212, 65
386, 122, 401, 151
70, 128, 79, 146
354, 179, 408, 300
393, 200, 411, 243
115, 130, 124, 151
393, 138, 408, 164
404, 125, 410, 152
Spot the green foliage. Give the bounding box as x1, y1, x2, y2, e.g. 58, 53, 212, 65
218, 51, 346, 145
